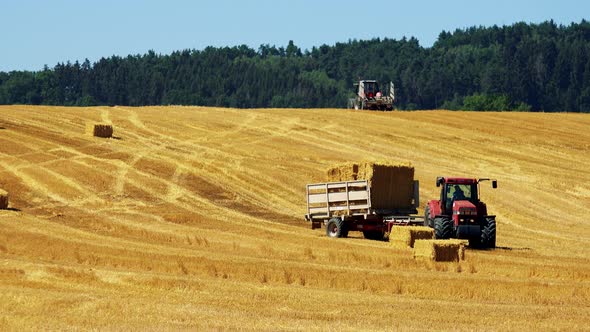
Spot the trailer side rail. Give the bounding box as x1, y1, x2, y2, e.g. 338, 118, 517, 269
306, 180, 371, 220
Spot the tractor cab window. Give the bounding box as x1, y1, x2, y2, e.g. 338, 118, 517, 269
364, 82, 380, 97
452, 184, 472, 200
445, 184, 475, 211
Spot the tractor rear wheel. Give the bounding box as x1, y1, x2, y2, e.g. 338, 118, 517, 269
326, 218, 345, 238
434, 216, 453, 239
481, 217, 496, 248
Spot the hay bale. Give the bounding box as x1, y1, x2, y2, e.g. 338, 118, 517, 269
389, 239, 410, 250
326, 161, 414, 210
0, 189, 8, 209
413, 239, 465, 262
390, 226, 434, 248
86, 123, 113, 138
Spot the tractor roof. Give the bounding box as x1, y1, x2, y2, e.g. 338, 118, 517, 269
445, 177, 478, 185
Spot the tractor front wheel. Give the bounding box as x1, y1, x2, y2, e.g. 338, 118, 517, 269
481, 217, 496, 248
434, 216, 453, 239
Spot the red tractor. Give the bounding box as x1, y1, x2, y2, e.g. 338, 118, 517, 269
424, 177, 497, 248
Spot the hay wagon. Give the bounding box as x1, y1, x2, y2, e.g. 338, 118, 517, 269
304, 177, 424, 240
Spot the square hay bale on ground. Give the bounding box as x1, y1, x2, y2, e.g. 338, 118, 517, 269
0, 189, 8, 209
413, 239, 465, 262
86, 123, 113, 138
389, 226, 434, 248
326, 161, 414, 210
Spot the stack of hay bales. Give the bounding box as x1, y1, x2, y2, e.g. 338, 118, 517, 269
86, 123, 113, 138
413, 239, 466, 262
390, 226, 434, 249
326, 161, 414, 210
0, 189, 8, 209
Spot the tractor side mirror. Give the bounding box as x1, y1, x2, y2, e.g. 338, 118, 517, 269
492, 180, 497, 189
436, 177, 444, 187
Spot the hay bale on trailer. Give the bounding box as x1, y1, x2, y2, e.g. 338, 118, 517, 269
413, 239, 465, 262
86, 123, 113, 138
390, 226, 434, 248
0, 189, 8, 209
326, 161, 414, 210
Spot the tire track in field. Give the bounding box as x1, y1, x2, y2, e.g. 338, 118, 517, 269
61, 149, 304, 236
12, 121, 223, 218
0, 157, 72, 204
116, 108, 303, 213
114, 152, 146, 196
0, 155, 105, 205
0, 163, 305, 260
100, 108, 112, 124
0, 128, 73, 155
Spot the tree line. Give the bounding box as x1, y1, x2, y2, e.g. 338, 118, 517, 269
1, 20, 590, 112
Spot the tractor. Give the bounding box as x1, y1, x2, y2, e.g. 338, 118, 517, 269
424, 177, 497, 248
347, 80, 395, 111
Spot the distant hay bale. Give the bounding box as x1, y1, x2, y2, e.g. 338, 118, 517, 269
0, 189, 8, 209
413, 240, 465, 262
326, 161, 414, 210
390, 226, 434, 248
86, 123, 113, 138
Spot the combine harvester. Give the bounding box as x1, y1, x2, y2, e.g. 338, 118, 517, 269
347, 80, 395, 111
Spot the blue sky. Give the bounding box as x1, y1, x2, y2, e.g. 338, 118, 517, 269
1, 0, 588, 71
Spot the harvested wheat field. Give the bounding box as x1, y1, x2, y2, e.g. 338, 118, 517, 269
0, 105, 589, 330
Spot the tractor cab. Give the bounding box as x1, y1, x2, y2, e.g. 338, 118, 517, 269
360, 80, 380, 99
439, 178, 478, 214
437, 176, 497, 218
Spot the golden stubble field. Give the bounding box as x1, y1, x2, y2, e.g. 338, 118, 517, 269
0, 105, 589, 330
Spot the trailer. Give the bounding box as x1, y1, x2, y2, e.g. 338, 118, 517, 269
304, 179, 424, 240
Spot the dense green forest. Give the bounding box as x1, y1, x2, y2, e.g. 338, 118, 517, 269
1, 20, 590, 112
